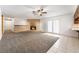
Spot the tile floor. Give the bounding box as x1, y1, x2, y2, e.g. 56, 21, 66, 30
47, 35, 79, 53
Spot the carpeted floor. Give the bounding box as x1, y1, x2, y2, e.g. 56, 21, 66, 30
0, 31, 59, 53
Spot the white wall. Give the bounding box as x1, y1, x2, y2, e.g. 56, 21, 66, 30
41, 21, 48, 32
14, 18, 27, 25
58, 14, 78, 37
0, 8, 2, 39
41, 13, 78, 37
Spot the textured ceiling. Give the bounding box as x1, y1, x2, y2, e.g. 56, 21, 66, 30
0, 5, 77, 19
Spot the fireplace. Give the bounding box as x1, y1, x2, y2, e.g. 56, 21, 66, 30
30, 26, 36, 30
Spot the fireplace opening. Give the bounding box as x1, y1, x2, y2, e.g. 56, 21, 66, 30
30, 26, 36, 30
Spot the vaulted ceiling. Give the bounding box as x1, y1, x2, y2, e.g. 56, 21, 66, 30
0, 5, 77, 19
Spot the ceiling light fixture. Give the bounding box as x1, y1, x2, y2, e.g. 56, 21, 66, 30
32, 6, 47, 16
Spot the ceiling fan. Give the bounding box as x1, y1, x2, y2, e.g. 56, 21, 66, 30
32, 6, 47, 16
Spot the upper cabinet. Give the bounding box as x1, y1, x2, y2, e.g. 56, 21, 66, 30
74, 6, 79, 24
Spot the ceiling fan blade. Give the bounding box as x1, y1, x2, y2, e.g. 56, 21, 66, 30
41, 8, 43, 11
40, 14, 42, 16
33, 11, 37, 15
37, 10, 40, 12
42, 12, 47, 14
33, 11, 35, 13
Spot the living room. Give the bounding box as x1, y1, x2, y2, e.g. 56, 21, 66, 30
0, 5, 79, 53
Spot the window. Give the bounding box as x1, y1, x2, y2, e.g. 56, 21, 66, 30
53, 20, 59, 33
48, 20, 52, 32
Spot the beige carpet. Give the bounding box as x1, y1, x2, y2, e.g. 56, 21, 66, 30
0, 31, 59, 53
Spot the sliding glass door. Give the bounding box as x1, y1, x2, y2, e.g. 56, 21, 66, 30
47, 20, 59, 33
48, 20, 53, 32
53, 20, 59, 33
